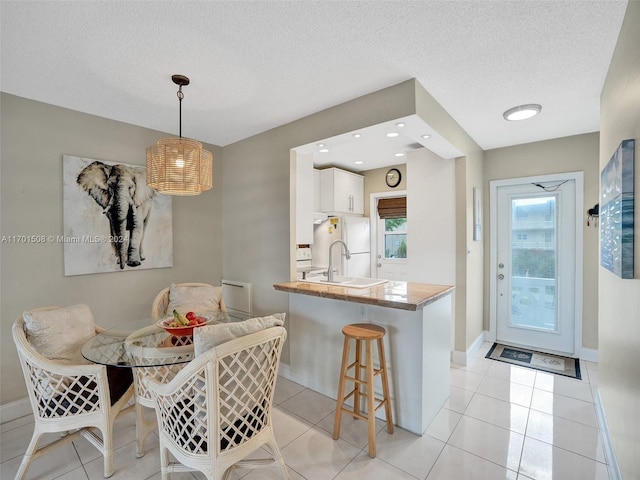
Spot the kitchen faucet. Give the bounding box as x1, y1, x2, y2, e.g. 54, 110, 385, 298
327, 240, 351, 282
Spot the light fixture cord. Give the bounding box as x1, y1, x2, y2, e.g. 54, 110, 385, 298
532, 179, 569, 192
177, 85, 184, 138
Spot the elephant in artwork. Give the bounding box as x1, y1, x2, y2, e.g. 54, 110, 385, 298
77, 161, 156, 269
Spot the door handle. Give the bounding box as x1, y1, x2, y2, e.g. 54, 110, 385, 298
377, 263, 382, 268
498, 274, 505, 280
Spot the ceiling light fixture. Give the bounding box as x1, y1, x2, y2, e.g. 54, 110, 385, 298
395, 122, 406, 128
503, 104, 542, 121
352, 133, 361, 138
146, 75, 212, 195
421, 134, 431, 139
319, 148, 329, 153
354, 161, 364, 165
317, 143, 325, 147
387, 132, 399, 138
394, 153, 405, 157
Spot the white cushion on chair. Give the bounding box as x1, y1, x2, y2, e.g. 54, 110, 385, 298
168, 283, 222, 315
193, 313, 285, 356
23, 304, 95, 365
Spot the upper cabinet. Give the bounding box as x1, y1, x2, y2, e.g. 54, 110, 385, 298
320, 168, 364, 215
313, 169, 321, 212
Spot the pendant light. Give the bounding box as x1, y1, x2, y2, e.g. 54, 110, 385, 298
146, 74, 213, 195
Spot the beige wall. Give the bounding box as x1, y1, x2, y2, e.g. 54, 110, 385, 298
599, 1, 640, 478
222, 80, 420, 365
483, 132, 600, 349
2, 79, 479, 408
463, 153, 485, 349
406, 149, 456, 286
362, 163, 407, 216
413, 81, 485, 355
221, 79, 485, 367
0, 93, 224, 406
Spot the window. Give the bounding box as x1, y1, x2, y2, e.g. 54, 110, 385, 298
384, 218, 407, 259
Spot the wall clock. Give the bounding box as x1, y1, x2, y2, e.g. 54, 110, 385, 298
385, 168, 402, 188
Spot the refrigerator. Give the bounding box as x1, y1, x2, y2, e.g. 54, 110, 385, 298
312, 216, 371, 277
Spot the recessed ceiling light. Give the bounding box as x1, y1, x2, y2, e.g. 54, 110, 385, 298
319, 148, 329, 153
317, 143, 325, 147
354, 160, 364, 165
503, 104, 542, 121
387, 132, 399, 138
352, 133, 361, 138
394, 152, 405, 157
395, 122, 406, 128
421, 134, 431, 139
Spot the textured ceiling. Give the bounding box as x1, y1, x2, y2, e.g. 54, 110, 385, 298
0, 1, 628, 167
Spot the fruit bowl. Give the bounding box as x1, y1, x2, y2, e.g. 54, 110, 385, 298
156, 313, 212, 336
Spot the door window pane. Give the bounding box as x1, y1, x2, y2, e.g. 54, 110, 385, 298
510, 197, 557, 331
384, 218, 407, 259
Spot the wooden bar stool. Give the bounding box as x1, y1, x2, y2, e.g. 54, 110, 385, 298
333, 323, 393, 457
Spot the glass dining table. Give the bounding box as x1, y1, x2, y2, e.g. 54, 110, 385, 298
82, 311, 231, 368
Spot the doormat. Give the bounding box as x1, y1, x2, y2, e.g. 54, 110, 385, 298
485, 343, 581, 380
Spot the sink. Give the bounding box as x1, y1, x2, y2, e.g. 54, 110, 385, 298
300, 276, 388, 288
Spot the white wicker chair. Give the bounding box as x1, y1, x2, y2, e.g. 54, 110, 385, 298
144, 326, 289, 480
124, 326, 195, 458
129, 283, 226, 458
151, 282, 226, 321
12, 311, 134, 480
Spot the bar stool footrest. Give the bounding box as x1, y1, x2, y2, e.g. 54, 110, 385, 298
338, 398, 388, 415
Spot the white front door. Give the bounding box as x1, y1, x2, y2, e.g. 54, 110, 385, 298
493, 175, 581, 355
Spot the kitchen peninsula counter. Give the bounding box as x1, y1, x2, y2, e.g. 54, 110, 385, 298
273, 280, 453, 311
275, 279, 454, 435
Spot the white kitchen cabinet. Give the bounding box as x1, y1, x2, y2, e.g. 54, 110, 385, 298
319, 167, 364, 215
313, 169, 321, 212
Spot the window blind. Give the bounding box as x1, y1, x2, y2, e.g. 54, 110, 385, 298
377, 197, 406, 219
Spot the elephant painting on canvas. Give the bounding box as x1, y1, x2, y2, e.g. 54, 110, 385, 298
77, 160, 156, 269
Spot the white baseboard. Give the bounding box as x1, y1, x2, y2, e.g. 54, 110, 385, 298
450, 349, 467, 366
594, 388, 621, 480
580, 347, 598, 363
0, 398, 32, 424
451, 331, 486, 366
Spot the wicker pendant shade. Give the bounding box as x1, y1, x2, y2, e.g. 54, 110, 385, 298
146, 137, 212, 195
146, 75, 213, 196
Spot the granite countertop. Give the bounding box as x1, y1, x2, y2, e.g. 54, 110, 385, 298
273, 280, 454, 311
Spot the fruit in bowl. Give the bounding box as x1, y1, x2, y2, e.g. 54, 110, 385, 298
157, 310, 211, 336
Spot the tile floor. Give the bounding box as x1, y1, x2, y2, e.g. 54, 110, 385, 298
1, 342, 610, 480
